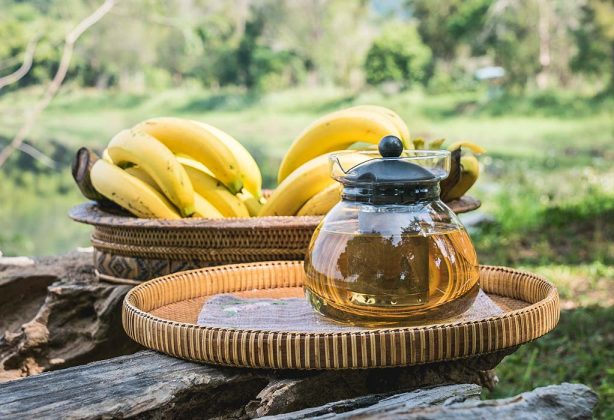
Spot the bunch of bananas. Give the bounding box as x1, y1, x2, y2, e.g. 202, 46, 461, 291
75, 106, 485, 220
258, 105, 411, 217
257, 106, 485, 217
81, 117, 263, 219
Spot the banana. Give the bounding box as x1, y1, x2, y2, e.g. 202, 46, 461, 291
136, 117, 243, 194
90, 159, 180, 219
182, 163, 250, 218
107, 129, 195, 216
351, 105, 410, 143
124, 166, 160, 192
102, 148, 113, 163
447, 141, 486, 154
296, 183, 342, 216
193, 192, 224, 219
191, 121, 263, 199
277, 107, 408, 183
442, 155, 480, 201
262, 153, 369, 217
237, 190, 264, 217
176, 154, 213, 176
125, 165, 226, 219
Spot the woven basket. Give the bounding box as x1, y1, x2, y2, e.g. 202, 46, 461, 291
70, 196, 481, 283
122, 261, 560, 370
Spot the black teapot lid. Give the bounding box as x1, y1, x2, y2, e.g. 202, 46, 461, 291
343, 136, 439, 185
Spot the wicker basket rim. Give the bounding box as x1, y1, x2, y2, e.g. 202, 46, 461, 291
70, 196, 481, 229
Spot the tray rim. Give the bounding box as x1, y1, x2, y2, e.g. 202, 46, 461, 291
122, 261, 560, 369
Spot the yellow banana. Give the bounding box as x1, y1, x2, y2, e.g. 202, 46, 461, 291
447, 141, 486, 154
136, 117, 243, 193
182, 163, 249, 218
296, 183, 342, 216
443, 155, 480, 200
237, 190, 264, 217
125, 165, 225, 219
191, 121, 263, 199
262, 153, 369, 217
277, 107, 408, 183
124, 166, 160, 192
193, 192, 224, 219
351, 105, 410, 143
102, 148, 113, 163
176, 154, 213, 176
90, 160, 180, 219
107, 129, 195, 217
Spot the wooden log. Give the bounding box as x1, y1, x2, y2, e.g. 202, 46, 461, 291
265, 384, 482, 419
243, 349, 510, 417
0, 251, 141, 381
0, 350, 596, 419
0, 350, 269, 419
271, 382, 597, 420
0, 349, 515, 419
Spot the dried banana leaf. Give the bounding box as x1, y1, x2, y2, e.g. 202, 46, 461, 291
440, 147, 461, 202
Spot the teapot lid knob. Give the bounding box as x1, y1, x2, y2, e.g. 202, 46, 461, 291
378, 135, 404, 158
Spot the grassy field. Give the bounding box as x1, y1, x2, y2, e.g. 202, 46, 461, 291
0, 86, 612, 416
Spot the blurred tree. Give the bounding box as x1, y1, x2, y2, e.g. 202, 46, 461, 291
0, 1, 61, 89
410, 0, 492, 63
264, 0, 373, 87
479, 0, 584, 91
364, 21, 432, 87
572, 0, 614, 90
0, 0, 609, 92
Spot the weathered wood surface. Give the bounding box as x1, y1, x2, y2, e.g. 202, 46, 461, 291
0, 350, 596, 419
268, 382, 597, 420
264, 383, 482, 419
0, 349, 516, 419
0, 251, 140, 381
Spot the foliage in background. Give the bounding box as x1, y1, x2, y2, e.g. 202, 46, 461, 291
1, 0, 613, 93
364, 22, 432, 87
572, 0, 614, 88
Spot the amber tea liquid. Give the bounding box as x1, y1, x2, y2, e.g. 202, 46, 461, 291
304, 221, 479, 326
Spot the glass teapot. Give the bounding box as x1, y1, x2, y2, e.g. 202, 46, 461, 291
304, 136, 479, 326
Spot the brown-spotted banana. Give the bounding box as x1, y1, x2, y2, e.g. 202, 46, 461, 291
136, 117, 243, 194
90, 159, 180, 219
106, 129, 195, 216
181, 161, 249, 218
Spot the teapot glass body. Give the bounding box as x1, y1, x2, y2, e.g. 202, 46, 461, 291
303, 145, 479, 326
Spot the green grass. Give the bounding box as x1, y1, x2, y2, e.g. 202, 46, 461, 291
485, 306, 614, 418
0, 86, 612, 416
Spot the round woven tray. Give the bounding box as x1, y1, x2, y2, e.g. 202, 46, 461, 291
71, 196, 481, 283
122, 261, 559, 369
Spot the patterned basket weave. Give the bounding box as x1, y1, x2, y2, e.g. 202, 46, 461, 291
71, 196, 481, 283
122, 262, 559, 370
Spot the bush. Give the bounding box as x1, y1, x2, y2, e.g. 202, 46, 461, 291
364, 22, 433, 87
